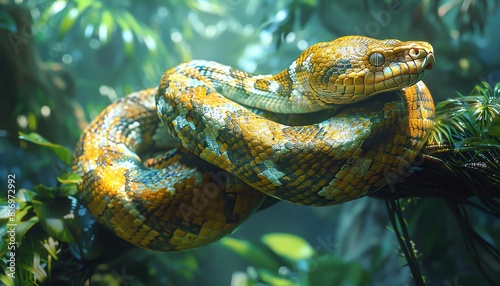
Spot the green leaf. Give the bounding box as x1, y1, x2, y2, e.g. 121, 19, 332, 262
32, 197, 83, 243
58, 0, 95, 38
18, 132, 73, 166
258, 269, 297, 285
38, 0, 67, 25
58, 7, 79, 37
261, 233, 314, 262
57, 172, 82, 185
0, 274, 14, 286
487, 116, 500, 139
33, 183, 77, 198
98, 10, 114, 44
115, 14, 135, 57
60, 183, 79, 197
219, 237, 283, 271
308, 255, 371, 286
143, 31, 159, 55
13, 217, 40, 244
121, 12, 144, 40
42, 237, 60, 261
34, 184, 57, 199
81, 7, 100, 39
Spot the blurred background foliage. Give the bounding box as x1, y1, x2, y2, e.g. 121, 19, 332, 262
1, 0, 499, 285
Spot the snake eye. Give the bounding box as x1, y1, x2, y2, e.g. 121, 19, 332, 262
369, 52, 385, 67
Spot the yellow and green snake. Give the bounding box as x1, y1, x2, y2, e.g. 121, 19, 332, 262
73, 35, 435, 251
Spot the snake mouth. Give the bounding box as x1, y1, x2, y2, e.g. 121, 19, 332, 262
422, 52, 435, 71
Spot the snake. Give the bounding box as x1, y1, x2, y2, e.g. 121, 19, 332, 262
74, 35, 435, 252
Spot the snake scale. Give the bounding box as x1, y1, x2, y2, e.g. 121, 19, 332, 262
74, 36, 435, 251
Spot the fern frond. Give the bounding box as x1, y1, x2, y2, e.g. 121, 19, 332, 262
428, 81, 500, 149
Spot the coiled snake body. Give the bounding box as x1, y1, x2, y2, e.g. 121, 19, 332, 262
74, 36, 435, 251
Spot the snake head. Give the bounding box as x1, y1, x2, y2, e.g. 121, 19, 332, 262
301, 35, 435, 106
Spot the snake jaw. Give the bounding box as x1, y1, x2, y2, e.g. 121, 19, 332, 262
422, 52, 435, 71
